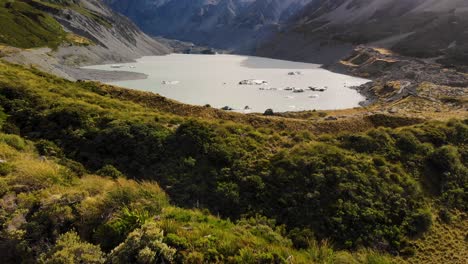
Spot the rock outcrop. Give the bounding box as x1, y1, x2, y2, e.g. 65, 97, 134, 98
53, 0, 170, 66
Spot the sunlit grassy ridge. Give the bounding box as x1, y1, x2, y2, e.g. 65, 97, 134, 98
0, 0, 111, 49
0, 61, 466, 263
0, 0, 66, 48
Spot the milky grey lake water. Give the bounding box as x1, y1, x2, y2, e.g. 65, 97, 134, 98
84, 54, 369, 113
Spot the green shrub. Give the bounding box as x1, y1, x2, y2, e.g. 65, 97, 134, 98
438, 208, 452, 223
288, 228, 315, 249
429, 146, 467, 210
39, 231, 105, 264
185, 252, 204, 263
341, 134, 378, 153
97, 165, 124, 179
36, 140, 62, 157
0, 161, 13, 176
59, 158, 87, 177
95, 207, 152, 251
164, 233, 189, 250
0, 134, 26, 150
2, 122, 20, 134
263, 109, 274, 116
107, 222, 176, 264
396, 131, 421, 154
407, 209, 433, 236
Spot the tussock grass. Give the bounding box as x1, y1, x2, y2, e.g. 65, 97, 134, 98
10, 155, 63, 190
396, 211, 468, 264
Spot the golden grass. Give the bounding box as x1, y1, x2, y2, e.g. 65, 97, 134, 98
10, 156, 63, 190
395, 211, 468, 264
65, 33, 92, 46
0, 44, 21, 57
372, 48, 394, 56
340, 60, 359, 67
374, 58, 398, 63
0, 144, 20, 160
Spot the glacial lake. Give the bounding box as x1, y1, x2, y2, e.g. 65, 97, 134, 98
84, 54, 369, 113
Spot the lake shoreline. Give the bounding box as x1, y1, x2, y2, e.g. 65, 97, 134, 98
83, 53, 370, 113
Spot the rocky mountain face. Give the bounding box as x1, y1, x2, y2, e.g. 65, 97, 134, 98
104, 0, 467, 69
49, 0, 170, 65
256, 0, 468, 68
2, 0, 171, 80
103, 0, 313, 52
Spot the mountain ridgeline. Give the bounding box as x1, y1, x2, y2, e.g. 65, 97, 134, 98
105, 0, 468, 67
257, 0, 468, 67
103, 0, 314, 53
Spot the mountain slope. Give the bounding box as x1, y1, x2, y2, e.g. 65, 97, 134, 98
256, 0, 468, 67
52, 0, 170, 64
0, 0, 170, 80
104, 0, 313, 52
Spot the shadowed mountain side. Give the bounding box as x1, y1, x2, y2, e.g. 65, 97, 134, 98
257, 0, 468, 68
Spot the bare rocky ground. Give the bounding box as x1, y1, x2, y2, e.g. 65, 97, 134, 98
280, 46, 467, 121
0, 46, 148, 82
334, 46, 468, 107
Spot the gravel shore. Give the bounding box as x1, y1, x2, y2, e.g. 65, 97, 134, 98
65, 68, 148, 82
2, 47, 150, 82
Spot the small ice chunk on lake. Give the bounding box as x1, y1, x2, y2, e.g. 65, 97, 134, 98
162, 81, 180, 85
239, 79, 268, 85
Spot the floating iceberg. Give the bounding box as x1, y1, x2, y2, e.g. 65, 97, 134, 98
288, 71, 302, 75
292, 88, 305, 93
309, 86, 328, 92
239, 79, 268, 85
162, 81, 180, 85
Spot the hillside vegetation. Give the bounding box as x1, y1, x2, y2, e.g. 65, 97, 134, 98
0, 131, 398, 263
0, 61, 466, 263
0, 0, 66, 48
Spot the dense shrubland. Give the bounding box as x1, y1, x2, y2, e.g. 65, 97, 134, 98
0, 61, 466, 262
0, 132, 393, 263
